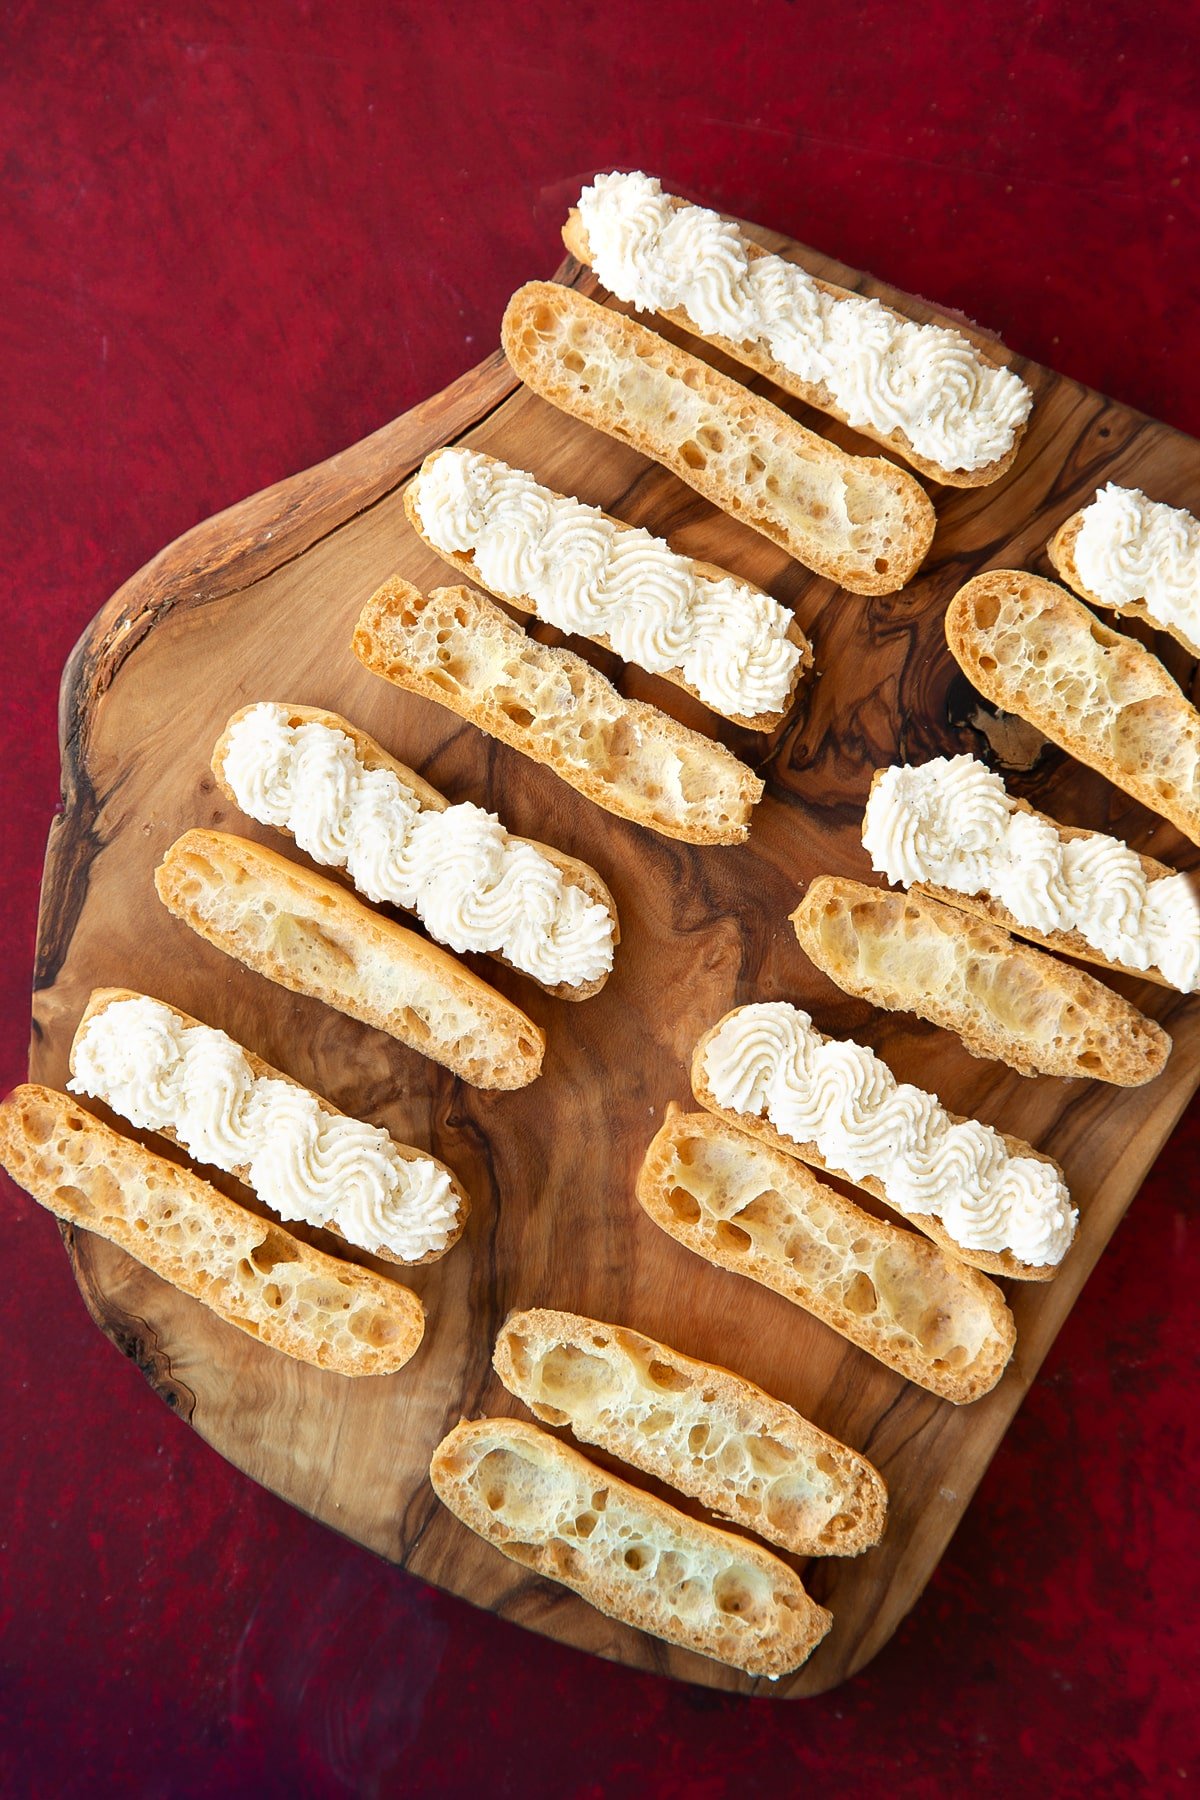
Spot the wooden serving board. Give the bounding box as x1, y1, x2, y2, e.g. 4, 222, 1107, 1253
29, 234, 1200, 1698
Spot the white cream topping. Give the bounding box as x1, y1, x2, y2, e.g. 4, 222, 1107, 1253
221, 705, 614, 989
69, 996, 459, 1260
576, 171, 1033, 474
702, 1002, 1076, 1266
1072, 483, 1200, 644
411, 448, 801, 719
862, 754, 1199, 992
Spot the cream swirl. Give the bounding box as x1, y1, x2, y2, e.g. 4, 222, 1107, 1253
898, 1118, 1008, 1219
221, 705, 615, 989
69, 997, 460, 1260
656, 204, 753, 338
176, 1028, 260, 1167
577, 171, 1033, 474
846, 1081, 941, 1188
933, 1120, 1010, 1238
1073, 484, 1200, 645
702, 1001, 814, 1115
221, 703, 295, 825
701, 1002, 1076, 1265
863, 754, 1199, 992
747, 256, 829, 385
411, 447, 801, 720
70, 996, 186, 1128
995, 1163, 1079, 1269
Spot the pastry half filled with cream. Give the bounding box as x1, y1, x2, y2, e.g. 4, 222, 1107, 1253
566, 170, 1033, 485
405, 447, 810, 729
692, 1001, 1077, 1280
863, 754, 1199, 993
69, 990, 468, 1264
1049, 483, 1200, 657
214, 703, 618, 999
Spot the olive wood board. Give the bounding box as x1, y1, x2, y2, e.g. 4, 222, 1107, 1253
26, 230, 1200, 1698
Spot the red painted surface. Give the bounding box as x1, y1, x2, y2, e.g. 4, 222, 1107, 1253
1, 3, 1197, 1793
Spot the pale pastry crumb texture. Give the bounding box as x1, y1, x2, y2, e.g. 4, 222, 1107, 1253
216, 702, 616, 995
493, 1307, 887, 1556
69, 992, 467, 1264
570, 170, 1033, 485
154, 830, 545, 1090
945, 570, 1200, 847
0, 1085, 424, 1376
863, 756, 1199, 993
636, 1107, 1015, 1403
501, 281, 935, 596
429, 1416, 832, 1679
792, 876, 1171, 1086
693, 1003, 1077, 1276
352, 579, 763, 845
406, 446, 809, 728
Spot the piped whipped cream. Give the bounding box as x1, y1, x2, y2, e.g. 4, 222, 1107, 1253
576, 171, 1033, 474
221, 705, 615, 989
702, 1002, 1076, 1266
411, 448, 802, 719
69, 996, 459, 1260
863, 754, 1199, 993
1072, 483, 1200, 646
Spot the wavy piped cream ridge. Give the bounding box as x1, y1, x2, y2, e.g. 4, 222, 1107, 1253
700, 1002, 1076, 1267
219, 704, 615, 990
69, 995, 460, 1261
575, 171, 1032, 475
408, 448, 805, 723
862, 754, 1199, 993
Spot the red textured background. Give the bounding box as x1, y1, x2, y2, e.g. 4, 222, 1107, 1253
2, 3, 1198, 1794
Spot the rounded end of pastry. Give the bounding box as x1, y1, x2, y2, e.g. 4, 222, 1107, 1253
561, 209, 591, 267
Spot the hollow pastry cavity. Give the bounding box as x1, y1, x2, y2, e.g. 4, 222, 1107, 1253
501, 281, 935, 596
154, 829, 545, 1090
430, 1416, 831, 1678
353, 579, 763, 845
636, 1106, 1015, 1402
494, 1307, 887, 1555
945, 570, 1200, 846
0, 1086, 424, 1376
792, 876, 1170, 1085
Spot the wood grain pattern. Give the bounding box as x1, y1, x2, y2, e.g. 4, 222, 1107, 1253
26, 233, 1200, 1698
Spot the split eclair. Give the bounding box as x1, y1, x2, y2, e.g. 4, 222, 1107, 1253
636, 1105, 1015, 1401
494, 1306, 887, 1555
565, 170, 1034, 488
791, 876, 1170, 1085
430, 1416, 832, 1678
405, 446, 811, 730
945, 570, 1200, 847
691, 1002, 1077, 1280
862, 755, 1199, 994
69, 989, 470, 1265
